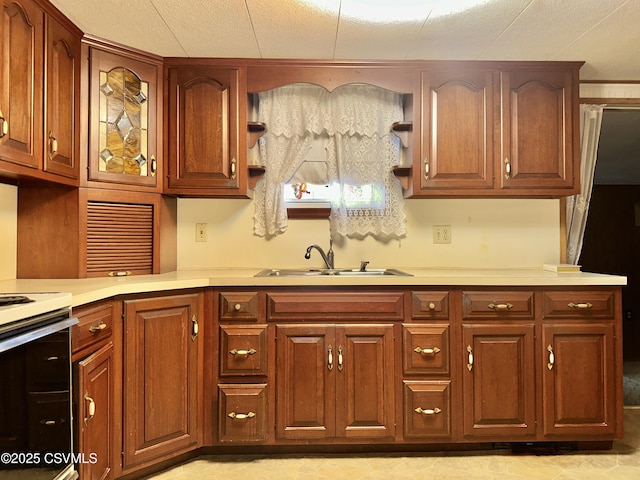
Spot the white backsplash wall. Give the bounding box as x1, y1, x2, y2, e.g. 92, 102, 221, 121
177, 198, 561, 270
0, 183, 17, 280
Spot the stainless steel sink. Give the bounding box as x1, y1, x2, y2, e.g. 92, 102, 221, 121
254, 268, 412, 277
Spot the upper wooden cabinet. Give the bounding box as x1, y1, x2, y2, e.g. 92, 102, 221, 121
86, 42, 162, 191
417, 63, 580, 197
0, 0, 80, 184
166, 65, 246, 196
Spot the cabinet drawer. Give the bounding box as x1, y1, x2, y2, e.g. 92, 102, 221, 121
26, 332, 69, 391
27, 391, 71, 451
411, 291, 449, 320
218, 384, 268, 443
219, 292, 260, 322
267, 291, 404, 321
462, 291, 535, 320
542, 290, 616, 319
402, 325, 449, 375
72, 301, 114, 355
403, 381, 451, 439
220, 325, 268, 377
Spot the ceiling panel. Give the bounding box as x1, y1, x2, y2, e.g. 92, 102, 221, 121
48, 0, 640, 80
151, 0, 259, 57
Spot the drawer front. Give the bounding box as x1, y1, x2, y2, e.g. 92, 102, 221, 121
218, 384, 268, 443
219, 292, 260, 322
411, 291, 449, 320
402, 325, 449, 375
462, 291, 535, 320
72, 301, 114, 354
542, 290, 616, 319
220, 325, 268, 377
403, 381, 451, 439
266, 291, 404, 321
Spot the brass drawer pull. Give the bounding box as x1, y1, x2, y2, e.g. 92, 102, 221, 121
48, 131, 58, 158
414, 346, 441, 355
89, 322, 107, 333
234, 303, 242, 311
108, 270, 131, 277
191, 315, 199, 341
547, 344, 555, 370
424, 157, 430, 180
150, 155, 157, 176
337, 345, 343, 372
230, 157, 237, 179
230, 348, 257, 356
504, 157, 511, 179
568, 302, 593, 310
228, 411, 255, 420
0, 109, 7, 138
415, 407, 442, 415
488, 302, 513, 310
328, 345, 333, 371
467, 345, 474, 371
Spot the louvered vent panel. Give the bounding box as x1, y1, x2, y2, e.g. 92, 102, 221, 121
86, 201, 154, 276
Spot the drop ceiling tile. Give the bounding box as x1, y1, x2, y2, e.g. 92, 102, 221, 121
405, 0, 530, 60
481, 0, 628, 61
50, 0, 185, 56
246, 0, 340, 58
150, 0, 259, 57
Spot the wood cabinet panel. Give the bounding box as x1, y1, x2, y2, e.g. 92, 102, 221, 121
72, 300, 115, 359
219, 325, 268, 377
403, 381, 451, 439
402, 324, 449, 376
410, 291, 449, 320
267, 291, 404, 321
542, 290, 616, 319
0, 0, 43, 169
462, 324, 536, 438
541, 323, 616, 437
122, 293, 202, 469
77, 342, 114, 480
219, 292, 260, 322
218, 384, 268, 443
461, 290, 535, 320
44, 14, 80, 179
421, 68, 496, 191
166, 66, 246, 195
499, 68, 576, 192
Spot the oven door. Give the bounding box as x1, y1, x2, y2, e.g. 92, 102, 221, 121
1, 310, 78, 480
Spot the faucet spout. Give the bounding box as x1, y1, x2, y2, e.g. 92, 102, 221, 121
304, 239, 334, 270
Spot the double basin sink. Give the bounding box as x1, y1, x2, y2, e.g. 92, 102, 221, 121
255, 268, 412, 277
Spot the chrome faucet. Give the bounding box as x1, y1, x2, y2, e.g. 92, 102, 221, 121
304, 239, 334, 270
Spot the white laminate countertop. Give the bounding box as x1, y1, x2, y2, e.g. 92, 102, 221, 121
0, 268, 627, 308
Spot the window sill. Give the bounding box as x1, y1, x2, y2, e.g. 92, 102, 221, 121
286, 202, 331, 219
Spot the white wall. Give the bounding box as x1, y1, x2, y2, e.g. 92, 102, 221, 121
0, 183, 17, 280
177, 198, 561, 270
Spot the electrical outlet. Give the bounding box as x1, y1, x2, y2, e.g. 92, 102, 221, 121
196, 223, 208, 242
433, 225, 451, 244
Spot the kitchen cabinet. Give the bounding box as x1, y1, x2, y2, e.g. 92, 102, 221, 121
72, 299, 119, 480
17, 186, 177, 278
0, 0, 80, 184
76, 342, 115, 480
541, 290, 618, 437
166, 65, 247, 196
86, 41, 162, 191
275, 323, 395, 440
122, 292, 203, 471
416, 63, 580, 196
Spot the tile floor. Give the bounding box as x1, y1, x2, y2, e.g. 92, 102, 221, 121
144, 408, 640, 480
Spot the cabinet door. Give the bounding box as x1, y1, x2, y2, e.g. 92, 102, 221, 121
167, 66, 245, 195
500, 68, 576, 192
275, 324, 335, 439
542, 323, 616, 437
336, 325, 395, 438
462, 324, 536, 438
77, 342, 114, 480
0, 0, 43, 169
44, 14, 80, 179
123, 293, 202, 468
420, 69, 496, 192
88, 48, 160, 189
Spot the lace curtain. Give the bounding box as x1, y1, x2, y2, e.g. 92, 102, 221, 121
565, 104, 604, 264
254, 83, 406, 239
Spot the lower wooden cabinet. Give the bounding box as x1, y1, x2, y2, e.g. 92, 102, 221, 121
275, 324, 395, 440
218, 384, 268, 443
76, 342, 114, 480
122, 292, 203, 471
403, 381, 451, 439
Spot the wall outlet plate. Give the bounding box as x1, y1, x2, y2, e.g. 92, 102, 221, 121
433, 225, 451, 244
196, 223, 208, 242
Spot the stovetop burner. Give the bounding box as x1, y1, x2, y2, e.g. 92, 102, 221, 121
0, 295, 35, 306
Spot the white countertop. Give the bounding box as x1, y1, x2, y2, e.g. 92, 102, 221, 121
0, 292, 72, 326
0, 268, 627, 308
